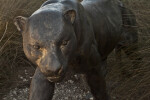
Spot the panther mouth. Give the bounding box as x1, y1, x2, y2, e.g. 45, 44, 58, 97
46, 68, 66, 82
47, 76, 62, 82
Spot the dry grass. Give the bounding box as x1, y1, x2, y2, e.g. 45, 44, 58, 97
106, 0, 150, 100
0, 0, 150, 100
0, 0, 45, 97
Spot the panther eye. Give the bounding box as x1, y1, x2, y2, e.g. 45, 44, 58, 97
33, 45, 40, 50
62, 40, 68, 46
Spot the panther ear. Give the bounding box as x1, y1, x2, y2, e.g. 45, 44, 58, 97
64, 9, 76, 24
14, 16, 27, 32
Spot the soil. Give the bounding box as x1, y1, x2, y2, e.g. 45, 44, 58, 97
1, 66, 95, 100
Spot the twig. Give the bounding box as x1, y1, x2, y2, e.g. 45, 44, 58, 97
0, 22, 8, 42
0, 31, 16, 53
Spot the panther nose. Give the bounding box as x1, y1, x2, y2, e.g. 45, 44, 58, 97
46, 65, 63, 76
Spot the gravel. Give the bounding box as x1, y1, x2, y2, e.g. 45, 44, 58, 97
2, 74, 94, 100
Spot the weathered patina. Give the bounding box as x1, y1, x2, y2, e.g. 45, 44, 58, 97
14, 0, 123, 100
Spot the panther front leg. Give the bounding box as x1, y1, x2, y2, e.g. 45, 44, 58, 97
29, 67, 55, 100
86, 68, 109, 100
